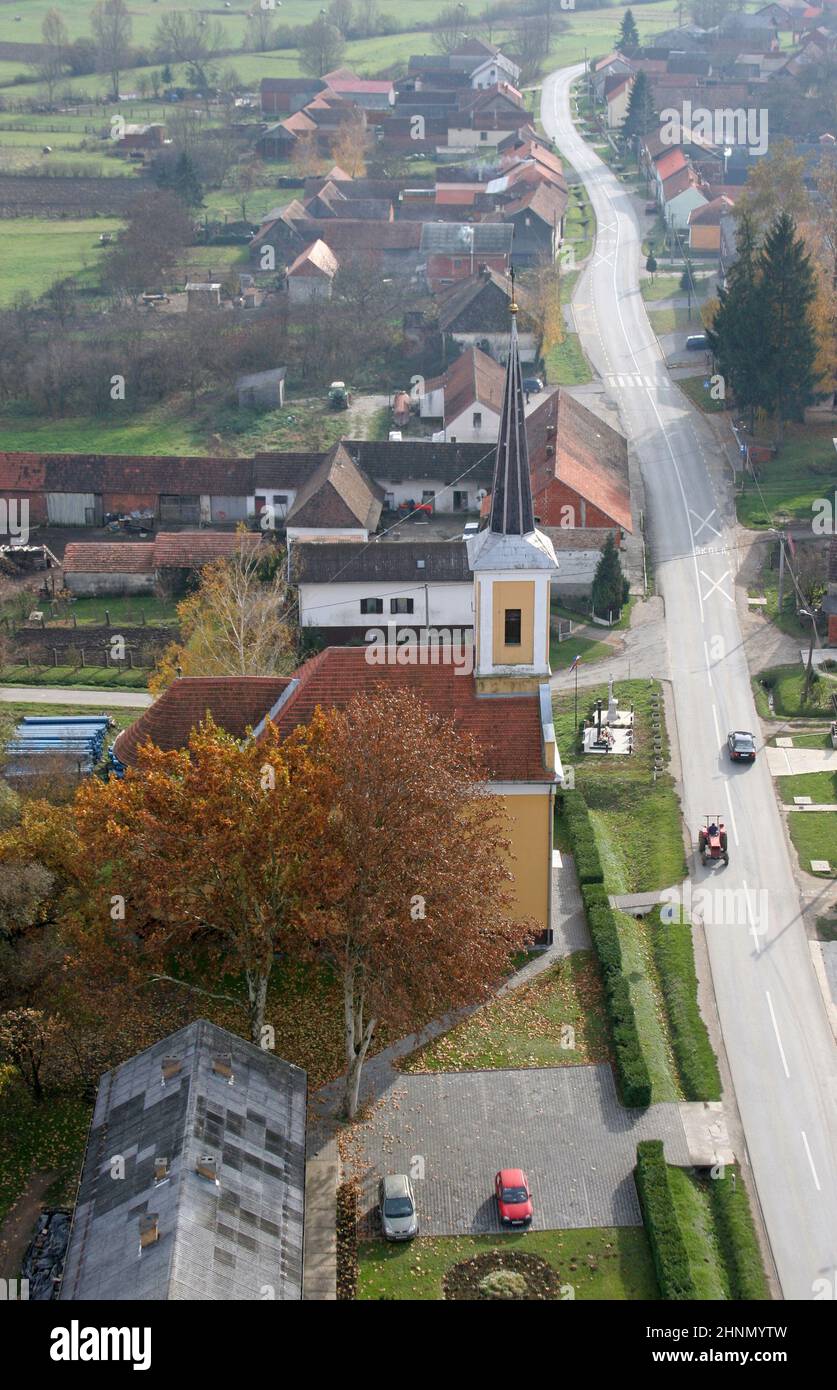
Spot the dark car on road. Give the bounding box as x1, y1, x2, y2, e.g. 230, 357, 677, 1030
727, 730, 756, 762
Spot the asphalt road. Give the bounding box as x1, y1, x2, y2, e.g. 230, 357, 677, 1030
542, 65, 837, 1299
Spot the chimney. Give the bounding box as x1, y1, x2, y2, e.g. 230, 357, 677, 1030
161, 1057, 182, 1084
196, 1155, 219, 1183
154, 1157, 169, 1183
212, 1054, 234, 1082
139, 1214, 159, 1249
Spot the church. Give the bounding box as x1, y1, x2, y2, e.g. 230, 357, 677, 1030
113, 307, 565, 941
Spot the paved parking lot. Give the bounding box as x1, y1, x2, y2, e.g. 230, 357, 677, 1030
354, 1064, 690, 1237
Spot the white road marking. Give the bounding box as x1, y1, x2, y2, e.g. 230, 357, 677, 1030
723, 781, 739, 844
690, 507, 722, 540
742, 879, 762, 954
712, 703, 721, 744
699, 568, 735, 605
703, 639, 713, 690
765, 991, 790, 1078
801, 1131, 822, 1191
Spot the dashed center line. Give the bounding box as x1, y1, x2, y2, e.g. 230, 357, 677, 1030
765, 991, 790, 1078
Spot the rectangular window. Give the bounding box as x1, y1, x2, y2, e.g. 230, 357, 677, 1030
472, 412, 482, 428
422, 490, 434, 505
453, 490, 468, 511
391, 597, 414, 615
360, 597, 384, 614
480, 130, 488, 141
504, 608, 522, 645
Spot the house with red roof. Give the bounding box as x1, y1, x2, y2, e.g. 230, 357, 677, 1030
689, 194, 735, 252
113, 317, 566, 941
421, 346, 506, 444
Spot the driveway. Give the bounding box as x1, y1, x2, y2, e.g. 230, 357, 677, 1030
0, 685, 152, 708
353, 1065, 689, 1237
765, 747, 837, 776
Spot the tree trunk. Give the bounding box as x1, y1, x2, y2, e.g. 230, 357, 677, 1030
341, 961, 376, 1120
245, 968, 269, 1046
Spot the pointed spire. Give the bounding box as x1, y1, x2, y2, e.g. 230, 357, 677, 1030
488, 274, 535, 536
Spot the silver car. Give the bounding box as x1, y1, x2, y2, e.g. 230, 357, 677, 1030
378, 1174, 418, 1241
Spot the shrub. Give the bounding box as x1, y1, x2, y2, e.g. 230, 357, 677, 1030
562, 790, 604, 884
708, 1168, 770, 1300
635, 1141, 698, 1299
607, 973, 652, 1106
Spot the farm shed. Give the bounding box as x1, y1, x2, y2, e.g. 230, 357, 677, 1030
62, 542, 156, 597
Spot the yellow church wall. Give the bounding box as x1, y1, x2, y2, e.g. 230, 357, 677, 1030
495, 789, 552, 932
492, 580, 535, 664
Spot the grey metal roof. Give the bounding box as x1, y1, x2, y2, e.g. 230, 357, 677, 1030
293, 539, 471, 584
419, 222, 514, 254
489, 314, 534, 536
60, 1019, 307, 1302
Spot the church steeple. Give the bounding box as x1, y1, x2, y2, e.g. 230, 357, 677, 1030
488, 289, 535, 536
467, 285, 559, 695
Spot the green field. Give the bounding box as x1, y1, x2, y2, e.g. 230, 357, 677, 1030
736, 422, 837, 528
0, 217, 119, 305
356, 1227, 659, 1301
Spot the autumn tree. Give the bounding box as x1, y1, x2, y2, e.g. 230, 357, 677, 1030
734, 139, 810, 239
72, 718, 332, 1045
290, 128, 328, 180
104, 189, 194, 301
0, 1008, 64, 1102
297, 18, 346, 78
91, 0, 133, 101
330, 110, 371, 178
151, 537, 295, 691
295, 689, 535, 1118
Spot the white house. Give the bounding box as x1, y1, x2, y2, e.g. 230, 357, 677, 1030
293, 539, 474, 639
661, 166, 709, 230
421, 346, 506, 445
286, 239, 339, 303
470, 52, 522, 88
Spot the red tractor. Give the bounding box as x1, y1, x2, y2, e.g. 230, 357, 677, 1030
698, 816, 729, 867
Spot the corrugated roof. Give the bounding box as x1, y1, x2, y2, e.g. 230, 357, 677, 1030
419, 222, 513, 254
59, 1019, 306, 1302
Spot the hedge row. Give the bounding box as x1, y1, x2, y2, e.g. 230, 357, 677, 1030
580, 881, 652, 1107
652, 922, 721, 1101
635, 1141, 698, 1299
709, 1168, 771, 1301
562, 790, 604, 885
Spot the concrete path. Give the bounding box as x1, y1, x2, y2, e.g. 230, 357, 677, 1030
765, 746, 837, 776
550, 595, 669, 691
0, 685, 152, 708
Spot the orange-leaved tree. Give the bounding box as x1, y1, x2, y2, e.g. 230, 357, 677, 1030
72, 716, 335, 1045
287, 688, 536, 1119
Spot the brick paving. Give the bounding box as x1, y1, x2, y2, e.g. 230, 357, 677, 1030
353, 1064, 690, 1237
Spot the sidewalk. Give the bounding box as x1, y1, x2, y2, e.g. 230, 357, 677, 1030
0, 685, 152, 708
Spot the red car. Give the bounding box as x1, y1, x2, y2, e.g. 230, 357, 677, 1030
495, 1169, 533, 1228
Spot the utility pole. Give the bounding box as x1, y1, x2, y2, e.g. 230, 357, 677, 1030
777, 532, 785, 615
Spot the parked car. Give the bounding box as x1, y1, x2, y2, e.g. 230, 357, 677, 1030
727, 730, 756, 762
495, 1169, 533, 1228
522, 376, 544, 395
685, 333, 708, 351
378, 1174, 418, 1241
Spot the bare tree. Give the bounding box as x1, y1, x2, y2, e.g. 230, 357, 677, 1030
244, 4, 279, 54
91, 0, 133, 101
328, 0, 355, 36
511, 16, 549, 84
31, 8, 69, 108
432, 4, 473, 54
297, 17, 346, 78
154, 11, 228, 92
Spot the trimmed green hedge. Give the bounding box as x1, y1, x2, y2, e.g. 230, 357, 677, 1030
709, 1167, 771, 1301
577, 863, 651, 1106
562, 790, 604, 884
635, 1141, 698, 1299
652, 922, 721, 1101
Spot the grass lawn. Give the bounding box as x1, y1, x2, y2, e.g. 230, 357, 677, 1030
0, 218, 120, 306
769, 730, 834, 749
666, 1165, 729, 1301
748, 550, 822, 643
549, 632, 613, 669
754, 665, 837, 720
786, 811, 837, 876
640, 274, 683, 302
543, 331, 593, 387
400, 953, 610, 1073
647, 305, 704, 334
0, 700, 137, 732
776, 771, 837, 805
0, 391, 356, 456
677, 374, 725, 414
356, 1227, 659, 1301
554, 679, 689, 1101
736, 421, 837, 529
3, 595, 180, 630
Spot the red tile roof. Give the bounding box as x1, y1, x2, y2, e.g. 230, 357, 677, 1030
427, 346, 506, 427
150, 532, 262, 567
527, 389, 632, 533
113, 676, 293, 767
655, 147, 688, 182
689, 194, 735, 225
63, 543, 155, 575
266, 648, 550, 781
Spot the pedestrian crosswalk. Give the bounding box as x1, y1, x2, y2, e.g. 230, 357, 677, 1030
605, 372, 663, 390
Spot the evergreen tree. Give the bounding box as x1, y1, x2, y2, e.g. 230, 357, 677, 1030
645, 251, 658, 282
706, 213, 765, 431
622, 69, 656, 139
757, 211, 819, 440
592, 534, 629, 620
158, 151, 204, 208
618, 9, 639, 52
